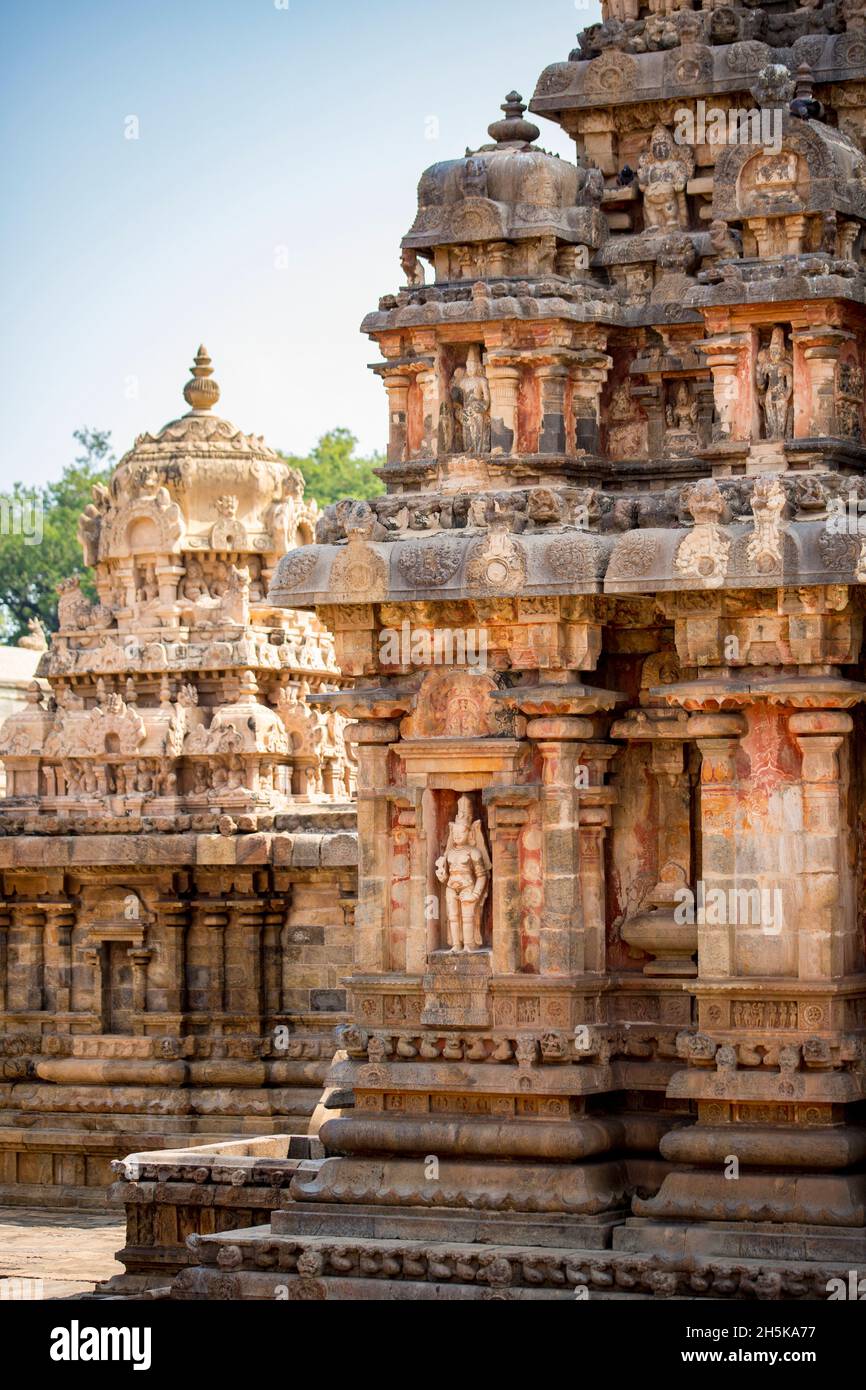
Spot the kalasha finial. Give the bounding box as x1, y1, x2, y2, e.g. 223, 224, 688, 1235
791, 63, 823, 120
183, 344, 220, 412
487, 90, 540, 146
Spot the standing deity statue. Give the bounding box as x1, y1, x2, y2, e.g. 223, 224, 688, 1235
453, 345, 491, 455
434, 795, 491, 952
636, 125, 693, 232
756, 327, 794, 441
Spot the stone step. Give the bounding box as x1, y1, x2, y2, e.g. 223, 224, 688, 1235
615, 1217, 866, 1263
170, 1222, 857, 1301
272, 1199, 623, 1250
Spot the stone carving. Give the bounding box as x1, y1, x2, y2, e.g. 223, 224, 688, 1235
450, 347, 491, 455
664, 381, 699, 456
465, 525, 527, 594
584, 50, 636, 98
211, 495, 247, 551
546, 534, 606, 582
708, 219, 742, 260
609, 531, 660, 578
272, 547, 320, 591
18, 618, 48, 652
636, 125, 694, 231
329, 537, 388, 601
606, 382, 646, 459
838, 359, 864, 441
747, 475, 788, 575
265, 467, 310, 555
400, 247, 425, 287
80, 695, 147, 757
675, 480, 730, 587
434, 796, 491, 952
750, 64, 796, 109
397, 540, 463, 587
756, 328, 794, 441
77, 484, 111, 566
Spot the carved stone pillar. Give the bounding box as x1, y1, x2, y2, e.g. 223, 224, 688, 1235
396, 793, 429, 976
9, 905, 44, 1012
789, 711, 855, 979
792, 326, 849, 440
231, 903, 265, 1017
483, 790, 532, 975
570, 348, 612, 454
536, 363, 571, 455
630, 381, 664, 460
696, 329, 750, 442
43, 903, 76, 1015
353, 719, 401, 972
0, 905, 10, 1012
484, 358, 521, 457
381, 370, 412, 464
486, 241, 512, 276
263, 900, 286, 1020
577, 743, 618, 975
415, 366, 440, 458
157, 899, 188, 1016
527, 716, 592, 975
80, 946, 103, 1026
155, 563, 185, 609
690, 713, 747, 980
200, 903, 229, 1019
129, 949, 152, 1030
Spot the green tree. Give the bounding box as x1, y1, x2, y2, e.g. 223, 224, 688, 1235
0, 428, 114, 642
283, 428, 384, 509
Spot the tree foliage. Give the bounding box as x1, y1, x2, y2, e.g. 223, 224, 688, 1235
0, 429, 114, 642
283, 428, 384, 509
0, 425, 383, 645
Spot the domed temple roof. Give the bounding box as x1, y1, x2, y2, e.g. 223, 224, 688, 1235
84, 347, 316, 565
402, 92, 605, 252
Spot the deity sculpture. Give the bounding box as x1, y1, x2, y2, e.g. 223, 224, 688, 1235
607, 382, 645, 459
450, 346, 491, 454
434, 795, 491, 952
636, 124, 693, 232
180, 559, 210, 602
665, 381, 700, 457
756, 327, 794, 441
667, 383, 697, 434
135, 564, 159, 604
266, 469, 305, 554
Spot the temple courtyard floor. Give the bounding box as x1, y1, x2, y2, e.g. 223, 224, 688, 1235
0, 1205, 124, 1299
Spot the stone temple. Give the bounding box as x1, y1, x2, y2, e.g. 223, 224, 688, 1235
8, 0, 866, 1300
0, 350, 357, 1208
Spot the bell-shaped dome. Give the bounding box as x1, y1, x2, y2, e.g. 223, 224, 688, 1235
79, 347, 317, 566
402, 92, 602, 252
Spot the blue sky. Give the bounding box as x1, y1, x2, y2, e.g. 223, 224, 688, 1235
1, 0, 600, 487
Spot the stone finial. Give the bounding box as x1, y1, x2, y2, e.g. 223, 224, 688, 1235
791, 63, 824, 121
487, 91, 540, 146
183, 344, 221, 413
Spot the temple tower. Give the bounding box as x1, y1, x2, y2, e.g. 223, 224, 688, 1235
141, 3, 866, 1300
0, 351, 358, 1207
